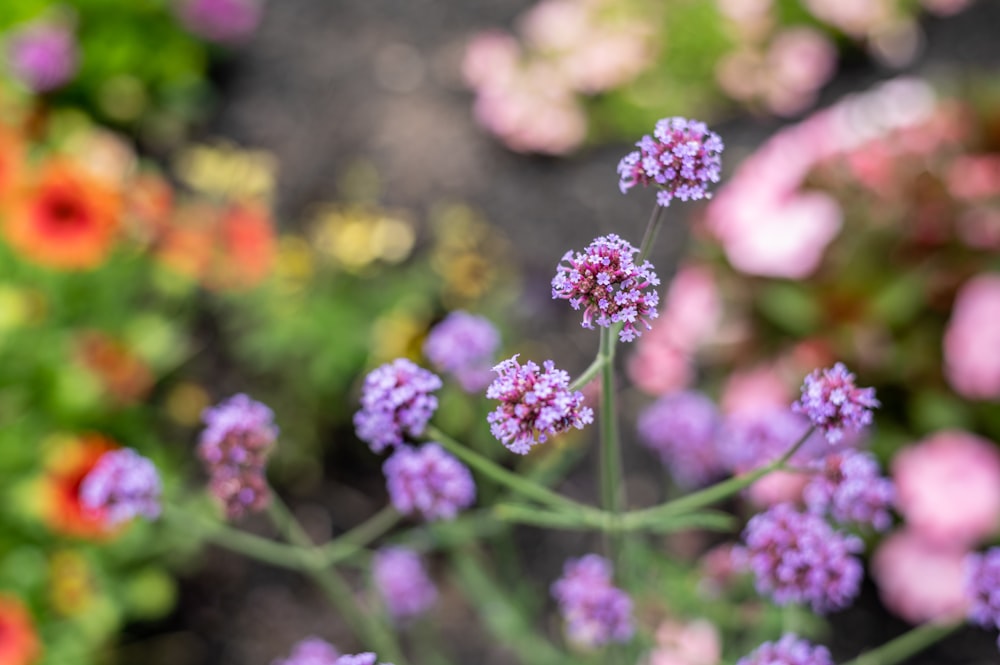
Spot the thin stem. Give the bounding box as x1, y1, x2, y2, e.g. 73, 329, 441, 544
637, 204, 665, 264
319, 505, 402, 566
598, 326, 625, 558
840, 621, 962, 665
495, 502, 736, 534
570, 355, 606, 391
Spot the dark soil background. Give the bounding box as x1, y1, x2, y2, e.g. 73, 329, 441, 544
126, 1, 1000, 664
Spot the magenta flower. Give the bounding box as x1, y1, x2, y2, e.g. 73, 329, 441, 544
79, 448, 162, 525
792, 362, 879, 443
423, 311, 500, 392
486, 354, 593, 454
372, 547, 438, 620
354, 359, 442, 453
7, 19, 78, 93
736, 634, 833, 665
198, 393, 279, 519
804, 450, 894, 531
966, 548, 1000, 648
617, 117, 724, 207
272, 636, 340, 665
551, 554, 634, 648
637, 390, 725, 488
552, 234, 660, 343
383, 443, 476, 521
176, 0, 261, 43
737, 503, 863, 614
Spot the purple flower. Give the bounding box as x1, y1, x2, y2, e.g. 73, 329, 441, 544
804, 451, 894, 531
736, 634, 833, 665
334, 656, 383, 665
551, 554, 634, 648
354, 359, 442, 453
272, 636, 340, 665
552, 234, 660, 343
792, 363, 879, 444
966, 548, 1000, 643
717, 408, 826, 473
737, 503, 863, 614
423, 311, 500, 392
176, 0, 261, 43
79, 448, 161, 525
486, 354, 594, 455
198, 393, 279, 519
637, 390, 725, 488
7, 19, 78, 93
383, 443, 476, 521
617, 117, 724, 207
372, 547, 438, 620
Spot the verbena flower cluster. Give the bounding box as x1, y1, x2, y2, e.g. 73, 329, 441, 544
383, 443, 476, 521
198, 393, 279, 519
737, 503, 863, 613
372, 547, 438, 621
354, 359, 442, 453
736, 634, 834, 665
551, 554, 634, 648
272, 636, 340, 665
793, 362, 879, 443
486, 355, 593, 454
423, 311, 500, 392
637, 390, 725, 487
966, 547, 1000, 648
79, 448, 162, 526
804, 450, 894, 531
7, 19, 78, 93
617, 117, 724, 207
551, 233, 660, 343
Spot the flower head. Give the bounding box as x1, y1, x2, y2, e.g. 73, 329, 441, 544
736, 634, 833, 665
737, 503, 863, 613
0, 594, 41, 665
272, 636, 340, 665
792, 363, 878, 443
7, 19, 78, 92
423, 311, 500, 392
637, 390, 725, 488
198, 394, 279, 519
79, 448, 161, 526
804, 450, 894, 531
40, 434, 119, 538
943, 274, 1000, 399
966, 548, 1000, 640
551, 554, 634, 648
354, 359, 442, 453
617, 117, 724, 207
176, 0, 261, 43
486, 354, 593, 454
383, 443, 476, 521
551, 234, 660, 343
372, 547, 438, 620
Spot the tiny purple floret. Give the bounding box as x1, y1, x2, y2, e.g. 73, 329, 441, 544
966, 547, 1000, 650
486, 354, 594, 455
793, 362, 879, 444
736, 634, 834, 665
617, 117, 724, 207
354, 359, 442, 453
79, 448, 162, 525
551, 554, 634, 648
383, 443, 476, 521
423, 311, 500, 392
804, 451, 894, 531
552, 234, 660, 343
372, 547, 438, 621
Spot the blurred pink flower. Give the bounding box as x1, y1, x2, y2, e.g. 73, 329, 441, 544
920, 0, 972, 15
627, 342, 693, 396
803, 0, 893, 37
648, 619, 721, 665
946, 155, 1000, 201
720, 364, 792, 415
893, 430, 1000, 547
943, 275, 1000, 399
657, 263, 722, 350
956, 208, 1000, 251
177, 0, 261, 43
761, 28, 836, 116
746, 469, 810, 507
870, 529, 970, 624
462, 31, 520, 89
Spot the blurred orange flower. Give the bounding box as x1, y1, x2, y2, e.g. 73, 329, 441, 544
73, 331, 154, 406
0, 594, 41, 665
39, 434, 118, 539
0, 123, 25, 197
2, 158, 121, 269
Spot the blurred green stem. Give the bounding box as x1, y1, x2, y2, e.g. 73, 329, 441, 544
319, 505, 402, 566
598, 326, 625, 561
637, 204, 665, 264
840, 621, 962, 665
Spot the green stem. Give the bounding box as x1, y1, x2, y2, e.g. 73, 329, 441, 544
598, 326, 625, 558
427, 425, 594, 516
495, 502, 736, 534
570, 355, 606, 391
637, 204, 665, 264
840, 621, 962, 665
319, 505, 402, 566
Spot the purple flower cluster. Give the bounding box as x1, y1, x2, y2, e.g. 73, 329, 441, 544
737, 503, 863, 613
637, 390, 725, 487
804, 451, 894, 531
198, 394, 279, 519
966, 547, 1000, 647
372, 547, 438, 620
552, 234, 660, 343
176, 0, 262, 43
354, 359, 442, 453
422, 311, 500, 392
736, 634, 833, 665
551, 554, 634, 648
486, 355, 593, 455
793, 363, 879, 444
79, 448, 162, 525
617, 117, 724, 207
7, 19, 78, 93
272, 636, 339, 665
383, 443, 476, 521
